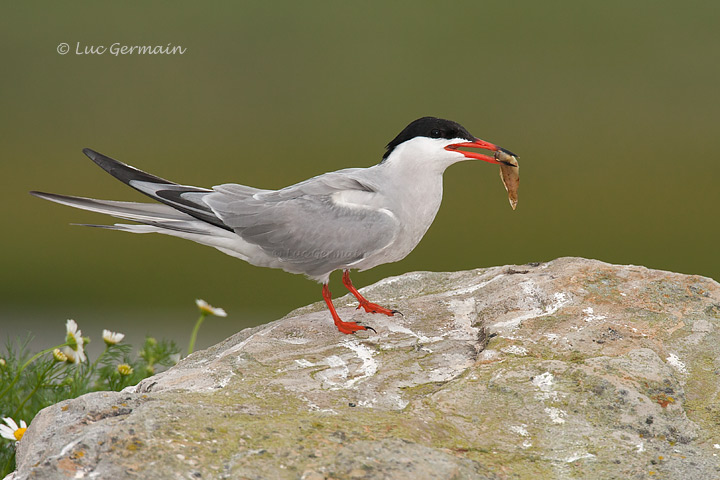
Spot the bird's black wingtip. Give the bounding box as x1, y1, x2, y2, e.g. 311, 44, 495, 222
29, 191, 76, 203
82, 148, 98, 160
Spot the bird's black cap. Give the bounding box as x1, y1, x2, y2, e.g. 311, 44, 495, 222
382, 117, 475, 161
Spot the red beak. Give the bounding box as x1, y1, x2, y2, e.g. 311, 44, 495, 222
445, 138, 503, 164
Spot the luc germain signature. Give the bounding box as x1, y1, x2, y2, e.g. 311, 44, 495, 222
57, 42, 186, 56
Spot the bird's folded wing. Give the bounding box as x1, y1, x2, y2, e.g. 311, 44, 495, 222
205, 172, 399, 275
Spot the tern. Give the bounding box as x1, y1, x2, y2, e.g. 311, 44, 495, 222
31, 117, 515, 334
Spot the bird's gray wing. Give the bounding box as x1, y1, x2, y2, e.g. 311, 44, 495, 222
204, 172, 399, 277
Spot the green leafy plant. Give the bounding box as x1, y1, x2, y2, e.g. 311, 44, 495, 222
0, 299, 226, 477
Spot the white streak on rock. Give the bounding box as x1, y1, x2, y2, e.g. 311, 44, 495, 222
445, 297, 480, 340
59, 438, 82, 457
386, 323, 442, 344
316, 355, 349, 389
476, 349, 500, 363
217, 370, 236, 388
441, 274, 504, 297
545, 407, 566, 424
533, 372, 554, 392
325, 355, 346, 368
545, 292, 571, 315
533, 372, 558, 401
582, 307, 607, 322
565, 452, 595, 462
492, 283, 571, 330
360, 272, 426, 291
340, 339, 378, 389
501, 345, 528, 356
510, 424, 534, 448
509, 424, 529, 437
666, 353, 688, 374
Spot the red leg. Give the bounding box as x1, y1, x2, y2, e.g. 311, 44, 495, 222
342, 270, 399, 316
322, 284, 374, 334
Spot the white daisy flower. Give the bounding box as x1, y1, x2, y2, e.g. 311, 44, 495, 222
117, 364, 134, 376
0, 417, 27, 442
76, 343, 87, 363
195, 299, 227, 317
102, 329, 125, 346
65, 319, 82, 348
61, 347, 76, 364
64, 319, 86, 364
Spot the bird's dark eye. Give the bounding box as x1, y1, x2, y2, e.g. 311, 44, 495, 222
430, 129, 442, 138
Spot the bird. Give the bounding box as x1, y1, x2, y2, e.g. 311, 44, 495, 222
30, 116, 515, 334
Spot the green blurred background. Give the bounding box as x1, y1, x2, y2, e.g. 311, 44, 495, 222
2, 1, 719, 354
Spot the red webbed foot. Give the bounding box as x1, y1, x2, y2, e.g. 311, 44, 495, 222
356, 300, 400, 316
322, 283, 377, 335
334, 320, 377, 335
342, 270, 401, 317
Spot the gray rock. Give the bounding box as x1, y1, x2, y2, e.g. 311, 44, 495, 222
9, 257, 720, 479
